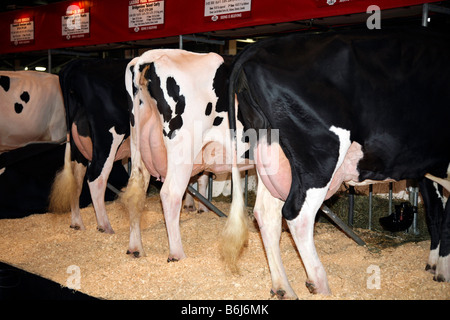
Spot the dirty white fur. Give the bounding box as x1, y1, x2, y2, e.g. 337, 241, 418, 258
221, 163, 248, 272
436, 254, 450, 281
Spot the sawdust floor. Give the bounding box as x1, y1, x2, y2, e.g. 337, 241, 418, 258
0, 194, 448, 300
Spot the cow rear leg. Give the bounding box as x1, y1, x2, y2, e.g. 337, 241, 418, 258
286, 187, 331, 295
183, 188, 196, 212
88, 176, 114, 234
87, 129, 125, 234
70, 161, 87, 231
196, 173, 209, 213
435, 196, 450, 282
254, 174, 297, 299
420, 178, 450, 282
160, 164, 193, 262
88, 163, 116, 234
183, 174, 209, 213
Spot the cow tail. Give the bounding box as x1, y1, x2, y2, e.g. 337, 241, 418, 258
221, 64, 249, 273
120, 165, 146, 226
119, 61, 147, 231
48, 140, 76, 213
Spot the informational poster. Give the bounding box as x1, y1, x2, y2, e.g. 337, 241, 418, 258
10, 17, 34, 46
204, 0, 251, 22
62, 4, 90, 40
128, 0, 165, 33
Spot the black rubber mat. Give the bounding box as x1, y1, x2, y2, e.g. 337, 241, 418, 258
0, 261, 97, 300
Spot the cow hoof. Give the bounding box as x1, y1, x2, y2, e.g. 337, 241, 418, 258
270, 289, 298, 300
126, 250, 141, 258
70, 225, 82, 231
167, 257, 179, 263
270, 289, 286, 299
197, 206, 209, 214
305, 280, 331, 295
434, 274, 446, 282
305, 281, 317, 294
425, 264, 436, 274
97, 226, 114, 234
183, 205, 196, 212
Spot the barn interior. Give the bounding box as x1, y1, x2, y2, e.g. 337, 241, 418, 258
0, 0, 449, 303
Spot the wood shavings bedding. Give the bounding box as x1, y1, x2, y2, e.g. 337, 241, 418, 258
0, 195, 448, 300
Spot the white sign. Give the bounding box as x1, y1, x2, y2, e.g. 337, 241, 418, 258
10, 17, 34, 45
62, 5, 90, 40
204, 0, 251, 21
129, 0, 164, 32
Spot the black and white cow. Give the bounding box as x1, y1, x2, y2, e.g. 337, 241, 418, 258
122, 50, 253, 259
49, 59, 131, 234
223, 27, 450, 299
0, 71, 66, 156
0, 70, 67, 215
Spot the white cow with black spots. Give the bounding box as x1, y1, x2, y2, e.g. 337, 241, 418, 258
122, 49, 253, 260
0, 71, 66, 155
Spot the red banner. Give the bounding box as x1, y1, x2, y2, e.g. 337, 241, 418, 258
0, 0, 435, 55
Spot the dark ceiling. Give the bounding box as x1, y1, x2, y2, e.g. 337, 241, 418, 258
0, 0, 66, 12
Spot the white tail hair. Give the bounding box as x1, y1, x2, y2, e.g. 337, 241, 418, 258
221, 139, 249, 273
48, 142, 76, 212
119, 166, 146, 222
